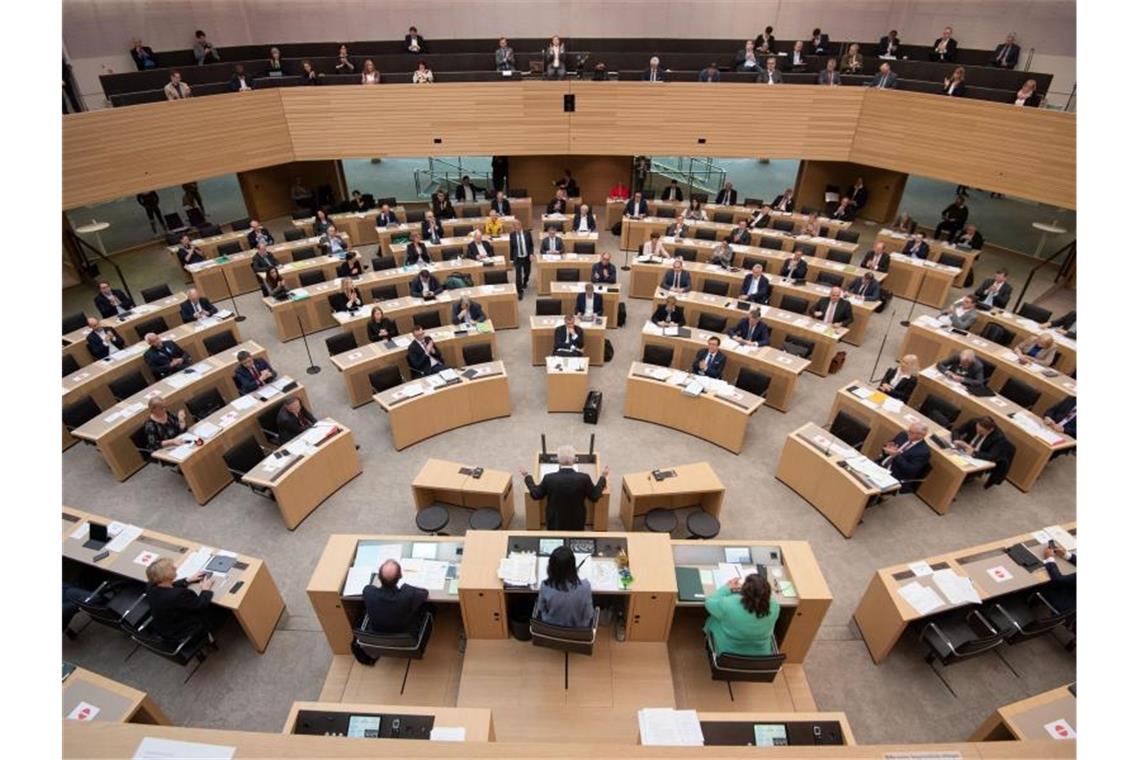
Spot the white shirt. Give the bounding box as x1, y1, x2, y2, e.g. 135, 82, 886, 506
824, 300, 838, 323
581, 295, 595, 315
888, 370, 910, 389
577, 215, 591, 232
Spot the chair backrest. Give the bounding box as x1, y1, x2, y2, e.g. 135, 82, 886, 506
299, 270, 327, 287
368, 365, 404, 394
257, 403, 283, 444
918, 395, 961, 427
798, 243, 817, 258
376, 196, 396, 207
760, 235, 782, 250
642, 345, 674, 367
706, 634, 786, 683
230, 217, 252, 231
197, 223, 222, 237
201, 331, 237, 356
743, 197, 764, 207
772, 219, 794, 232
133, 317, 169, 341
163, 212, 185, 230
283, 228, 305, 242
695, 227, 717, 241
483, 270, 509, 285
830, 409, 871, 449
799, 206, 818, 216
675, 247, 698, 262
976, 356, 996, 381
508, 187, 528, 198
781, 335, 815, 358
63, 396, 101, 430
372, 255, 397, 271
530, 605, 600, 656
815, 271, 844, 287
412, 311, 441, 330
696, 313, 727, 333
735, 368, 772, 397
325, 332, 358, 356
535, 298, 562, 316
938, 252, 965, 268
712, 211, 734, 223
835, 229, 859, 244
463, 343, 494, 366
187, 388, 225, 420
1000, 377, 1042, 409
353, 612, 433, 659
405, 209, 425, 223
461, 207, 483, 218
979, 322, 1014, 346
572, 241, 595, 254
701, 279, 729, 296
442, 247, 464, 261
780, 295, 809, 314
108, 371, 148, 402
140, 284, 173, 303
292, 247, 317, 261
556, 268, 579, 282
222, 436, 265, 479
326, 293, 349, 314
370, 285, 399, 301
63, 353, 80, 377
453, 224, 474, 236
1017, 302, 1053, 323
825, 249, 852, 264
63, 311, 88, 334
741, 256, 764, 271
217, 241, 243, 257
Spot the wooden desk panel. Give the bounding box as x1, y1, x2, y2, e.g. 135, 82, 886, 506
412, 458, 515, 527
62, 667, 169, 725
970, 684, 1075, 742
522, 454, 612, 531
619, 463, 725, 531
185, 236, 331, 301
883, 254, 960, 308
876, 228, 980, 287
971, 309, 1076, 376
283, 701, 494, 741
530, 315, 607, 366
333, 285, 517, 347
549, 281, 621, 328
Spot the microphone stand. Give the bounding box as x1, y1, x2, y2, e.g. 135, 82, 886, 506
295, 308, 321, 375
869, 308, 896, 383
620, 217, 635, 271
220, 268, 246, 322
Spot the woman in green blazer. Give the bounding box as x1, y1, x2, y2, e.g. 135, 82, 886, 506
703, 573, 780, 655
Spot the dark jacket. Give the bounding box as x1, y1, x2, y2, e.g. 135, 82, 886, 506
571, 210, 597, 232
405, 243, 432, 268
813, 296, 854, 327
624, 198, 649, 217
660, 269, 692, 291
367, 317, 398, 343
421, 218, 445, 241
86, 327, 126, 360
952, 229, 985, 250
144, 340, 189, 378
452, 301, 486, 324
180, 297, 218, 323
553, 324, 584, 354
1042, 554, 1076, 615
524, 467, 607, 531
651, 304, 686, 326
715, 188, 738, 205
94, 289, 136, 318
411, 274, 441, 298
407, 337, 445, 374
538, 235, 565, 255
729, 317, 770, 346
880, 367, 916, 403
247, 227, 275, 248
952, 418, 1008, 461
937, 352, 986, 388
780, 258, 808, 280
509, 229, 534, 261
1043, 396, 1077, 438
740, 273, 770, 304
363, 583, 429, 634
145, 581, 212, 641
250, 251, 280, 273
860, 249, 891, 273
847, 276, 881, 301
591, 262, 617, 284
276, 403, 316, 442
177, 245, 205, 268
973, 278, 1012, 309
131, 46, 157, 71
692, 348, 726, 378
879, 431, 931, 481
466, 240, 494, 260
233, 359, 277, 395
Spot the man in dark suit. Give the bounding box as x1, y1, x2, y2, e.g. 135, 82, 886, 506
411, 270, 441, 299
1047, 310, 1076, 336
509, 219, 534, 298
728, 220, 752, 245
403, 27, 426, 53
831, 197, 855, 221
660, 180, 683, 202
661, 259, 692, 293
374, 204, 398, 227
990, 34, 1020, 68
740, 264, 770, 304
490, 190, 511, 216
715, 183, 738, 205
809, 28, 830, 54
953, 224, 985, 250
349, 191, 372, 212
900, 233, 930, 260
973, 269, 1012, 309
362, 559, 430, 636
574, 284, 602, 318
952, 416, 1007, 460
860, 242, 891, 272
143, 332, 190, 378
665, 215, 688, 238
1043, 396, 1077, 438
747, 204, 771, 229
520, 446, 610, 531
176, 235, 205, 269
246, 220, 274, 248
571, 204, 597, 233
937, 349, 986, 388
250, 242, 279, 273
877, 30, 901, 57
552, 314, 584, 356
652, 296, 686, 326
465, 230, 494, 260
539, 228, 565, 255
878, 422, 931, 481
319, 225, 349, 256
452, 296, 486, 325
847, 179, 869, 209
94, 281, 135, 318
405, 230, 432, 267
546, 189, 569, 215
779, 250, 808, 280
930, 26, 958, 62
846, 272, 881, 301
229, 64, 253, 91
771, 188, 794, 212
454, 175, 482, 202
934, 196, 969, 240
179, 288, 219, 323
421, 211, 444, 242
729, 308, 770, 346
692, 337, 726, 379
870, 62, 898, 89
643, 56, 667, 82
624, 192, 649, 218
407, 325, 447, 375
812, 287, 854, 327
84, 317, 125, 360
591, 252, 617, 284
276, 396, 316, 441
1040, 544, 1076, 615
233, 350, 277, 394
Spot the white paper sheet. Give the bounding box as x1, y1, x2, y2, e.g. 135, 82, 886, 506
898, 581, 945, 615
342, 566, 375, 596
931, 569, 981, 605
105, 525, 143, 553
132, 737, 236, 760
638, 708, 704, 747
429, 726, 466, 741
176, 547, 214, 580
412, 542, 439, 559
908, 561, 934, 577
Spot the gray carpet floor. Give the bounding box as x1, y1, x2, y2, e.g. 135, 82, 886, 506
61, 214, 1075, 746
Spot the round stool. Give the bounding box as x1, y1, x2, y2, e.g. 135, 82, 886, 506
644, 508, 678, 534
469, 507, 503, 531
416, 504, 450, 535
686, 510, 720, 540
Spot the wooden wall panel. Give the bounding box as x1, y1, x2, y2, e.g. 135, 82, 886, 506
849, 90, 1076, 209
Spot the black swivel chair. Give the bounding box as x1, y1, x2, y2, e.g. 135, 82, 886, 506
530, 602, 601, 689
463, 343, 494, 365
760, 236, 783, 250
829, 410, 871, 449
797, 244, 817, 258
70, 580, 149, 636
461, 207, 483, 219
675, 247, 698, 262
573, 241, 595, 254
405, 209, 425, 223
283, 228, 305, 242
108, 371, 148, 402
938, 252, 966, 269
980, 323, 1015, 346
63, 396, 101, 432
413, 312, 442, 330
140, 284, 173, 303
815, 271, 844, 287
230, 218, 252, 231
918, 608, 1008, 696
352, 612, 434, 694
325, 332, 358, 356
696, 313, 727, 333
371, 255, 397, 271
292, 247, 317, 261
642, 345, 674, 367
484, 270, 509, 285
370, 285, 399, 301
741, 256, 764, 271
217, 241, 243, 256
835, 229, 859, 244
368, 366, 404, 394
918, 395, 961, 427
1017, 303, 1053, 323
441, 247, 464, 261
63, 354, 80, 377
63, 312, 88, 334
299, 270, 327, 287
535, 298, 562, 316
453, 224, 474, 237
825, 249, 852, 264
222, 436, 274, 499
203, 331, 238, 355
186, 388, 225, 420
771, 219, 794, 233
198, 224, 222, 237
706, 634, 786, 701
735, 368, 772, 397
701, 280, 729, 297
983, 589, 1072, 648
123, 613, 216, 684
695, 228, 717, 241
780, 295, 809, 315
1000, 377, 1042, 409
257, 402, 285, 446
712, 211, 734, 224
556, 269, 579, 282
133, 317, 169, 341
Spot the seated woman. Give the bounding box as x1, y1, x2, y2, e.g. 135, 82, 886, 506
537, 546, 594, 627
704, 572, 779, 655
144, 557, 216, 642
801, 211, 822, 238
361, 59, 381, 85
267, 46, 284, 76
366, 306, 398, 343
484, 209, 504, 237
683, 198, 707, 221
313, 208, 332, 235
338, 249, 364, 277
143, 397, 187, 452
412, 60, 434, 84
336, 277, 365, 312
878, 353, 920, 403
262, 266, 287, 298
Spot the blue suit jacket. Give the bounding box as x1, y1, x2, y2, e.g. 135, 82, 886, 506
234, 358, 277, 395
880, 431, 931, 481
901, 240, 929, 259
661, 269, 692, 291
740, 273, 770, 303
452, 301, 486, 324
692, 349, 726, 379
730, 318, 770, 346
411, 275, 441, 298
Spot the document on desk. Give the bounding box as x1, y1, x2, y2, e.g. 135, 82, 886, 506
638, 708, 704, 746
1044, 525, 1076, 551
429, 726, 466, 742
713, 562, 746, 588
582, 557, 621, 592
177, 547, 214, 580
882, 398, 904, 413
165, 443, 196, 462
851, 386, 873, 399
908, 561, 934, 577
497, 553, 537, 586
132, 737, 235, 760
228, 395, 257, 411
898, 581, 945, 615
845, 455, 900, 490
192, 421, 222, 440
343, 566, 375, 596
931, 569, 981, 605
104, 524, 143, 554
354, 543, 403, 569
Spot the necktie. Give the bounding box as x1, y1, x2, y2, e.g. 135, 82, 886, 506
173, 85, 181, 99
1000, 45, 1009, 63
251, 366, 264, 387
1061, 407, 1077, 425
971, 433, 983, 448
825, 302, 836, 323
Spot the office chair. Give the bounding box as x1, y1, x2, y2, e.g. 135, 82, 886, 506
108, 371, 148, 402
186, 388, 225, 421
133, 317, 169, 342
292, 247, 317, 261
982, 590, 1072, 651
139, 284, 173, 303
543, 222, 563, 233
186, 208, 207, 227
535, 298, 562, 316
980, 323, 1014, 347
405, 209, 425, 223
1000, 377, 1041, 409
938, 252, 966, 269
781, 335, 815, 359
760, 236, 783, 250
829, 410, 871, 449
696, 313, 727, 333
283, 228, 305, 242
166, 233, 183, 247
743, 197, 764, 207
63, 396, 101, 432
556, 269, 579, 282
735, 368, 772, 398
124, 613, 216, 684
642, 345, 674, 368
695, 228, 717, 241
461, 207, 483, 219
128, 425, 160, 468
772, 219, 795, 233
701, 280, 729, 297
71, 580, 149, 635
483, 269, 509, 285
369, 285, 398, 302
798, 244, 817, 258
299, 270, 327, 287
202, 331, 238, 355
325, 332, 358, 357
63, 354, 80, 378
835, 229, 860, 244
712, 211, 734, 224
230, 218, 252, 231
163, 212, 185, 231
352, 612, 434, 694
441, 247, 464, 261
413, 311, 442, 330
508, 188, 528, 198
706, 634, 786, 701
573, 241, 595, 254
217, 241, 242, 257
63, 312, 88, 334
675, 247, 698, 262
368, 365, 404, 394
918, 396, 961, 427
780, 295, 809, 315
463, 343, 494, 366
372, 255, 397, 271
825, 249, 852, 264
376, 196, 397, 208
815, 271, 844, 288
530, 602, 601, 689
1017, 303, 1053, 323
741, 256, 764, 271
222, 436, 274, 499
799, 206, 818, 216
453, 224, 474, 237
197, 224, 222, 237
257, 402, 284, 446
327, 293, 349, 314
918, 608, 1008, 697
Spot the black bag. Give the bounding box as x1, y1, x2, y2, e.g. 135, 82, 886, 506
617, 301, 627, 327
963, 270, 975, 288
351, 640, 377, 666
610, 221, 622, 235
583, 390, 602, 424
603, 339, 614, 362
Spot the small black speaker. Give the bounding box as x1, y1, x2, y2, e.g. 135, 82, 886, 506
563, 94, 575, 112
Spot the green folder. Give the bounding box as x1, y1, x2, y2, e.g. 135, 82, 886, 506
675, 566, 706, 601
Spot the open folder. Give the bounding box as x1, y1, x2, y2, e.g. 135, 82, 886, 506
674, 566, 706, 601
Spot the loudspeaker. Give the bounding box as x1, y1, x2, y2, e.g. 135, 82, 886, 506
563, 94, 575, 112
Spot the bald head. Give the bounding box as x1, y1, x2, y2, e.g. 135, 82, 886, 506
379, 560, 402, 588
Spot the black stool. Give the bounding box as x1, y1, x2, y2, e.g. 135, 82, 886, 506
686, 510, 720, 539
469, 508, 503, 531
645, 508, 678, 534
416, 504, 450, 535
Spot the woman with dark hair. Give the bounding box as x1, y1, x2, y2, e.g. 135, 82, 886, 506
338, 249, 364, 277
703, 572, 779, 655
366, 306, 398, 343
536, 546, 593, 627
313, 208, 332, 235
262, 266, 286, 297
684, 198, 707, 222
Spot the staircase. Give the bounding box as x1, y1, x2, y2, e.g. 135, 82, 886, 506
645, 156, 727, 197
414, 157, 493, 199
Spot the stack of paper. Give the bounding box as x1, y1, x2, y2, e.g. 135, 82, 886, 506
105, 524, 143, 553
401, 558, 450, 591
845, 455, 900, 490
497, 553, 537, 586
637, 708, 704, 747
682, 380, 704, 397
1044, 525, 1076, 552
177, 547, 214, 580
713, 562, 746, 588
931, 569, 981, 605
898, 581, 946, 615
581, 557, 621, 591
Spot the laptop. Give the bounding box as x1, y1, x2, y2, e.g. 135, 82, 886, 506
83, 522, 110, 551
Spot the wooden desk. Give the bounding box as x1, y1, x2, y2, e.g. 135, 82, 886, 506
186, 236, 332, 301
909, 368, 1076, 492
621, 217, 858, 261
549, 281, 621, 327
971, 684, 1076, 742
63, 505, 286, 652
372, 361, 511, 450
241, 419, 361, 530
883, 253, 960, 308
333, 285, 518, 346
332, 325, 499, 407
70, 340, 266, 482
774, 422, 898, 538
283, 701, 494, 742
448, 198, 533, 228
538, 213, 573, 232
638, 322, 808, 413
152, 380, 311, 505
971, 309, 1076, 376
62, 667, 169, 725
691, 712, 854, 747
533, 244, 603, 294
828, 382, 995, 514
605, 199, 853, 237
64, 295, 189, 367
852, 523, 1076, 664
390, 235, 509, 264
545, 355, 590, 412
619, 463, 725, 531
530, 315, 607, 366
294, 207, 409, 245
411, 458, 515, 528
901, 316, 1078, 417
307, 534, 463, 654
164, 229, 249, 270
876, 228, 980, 287
522, 453, 612, 531
624, 362, 764, 454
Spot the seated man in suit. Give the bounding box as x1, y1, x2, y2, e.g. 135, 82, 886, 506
714, 182, 737, 205
546, 189, 569, 215
374, 203, 398, 227
878, 30, 901, 57
974, 269, 1012, 309
665, 214, 688, 238
143, 558, 215, 643
934, 196, 969, 240
452, 295, 486, 325
860, 241, 891, 273
1014, 333, 1057, 366
407, 325, 447, 375
812, 287, 854, 327
362, 559, 430, 634
652, 295, 686, 327
747, 204, 772, 229
143, 332, 190, 379
740, 263, 770, 304
952, 415, 1007, 462
869, 62, 898, 89
624, 191, 649, 218
991, 34, 1020, 68
277, 396, 316, 441
1042, 396, 1077, 438
846, 272, 881, 301
246, 220, 275, 248
727, 219, 751, 245
421, 210, 444, 242
692, 336, 726, 379
84, 317, 126, 360
411, 269, 441, 300
779, 249, 808, 280
708, 241, 734, 268
771, 188, 794, 212
661, 258, 692, 293
179, 288, 218, 323
250, 242, 280, 273
831, 196, 855, 221
877, 422, 931, 482
520, 445, 610, 531
94, 281, 135, 318
591, 252, 617, 284
757, 56, 782, 85
930, 26, 958, 62
233, 349, 277, 394
552, 314, 584, 357
571, 204, 596, 233
490, 190, 511, 216
539, 227, 565, 255
952, 223, 984, 250
1046, 310, 1076, 336
320, 224, 349, 256
1040, 544, 1075, 616
660, 179, 684, 201
405, 230, 432, 267
643, 56, 667, 82
900, 232, 930, 259
466, 229, 494, 261
936, 348, 986, 388
729, 307, 770, 347
940, 294, 978, 330
575, 284, 602, 319
175, 235, 205, 269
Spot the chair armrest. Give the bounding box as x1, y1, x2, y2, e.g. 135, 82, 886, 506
967, 609, 998, 636
1032, 591, 1061, 617
921, 621, 957, 656
83, 581, 111, 604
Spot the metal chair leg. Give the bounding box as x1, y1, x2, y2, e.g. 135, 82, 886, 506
726, 680, 735, 702
399, 658, 413, 695
994, 649, 1020, 678
183, 654, 205, 684
124, 643, 141, 662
